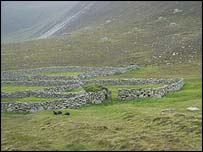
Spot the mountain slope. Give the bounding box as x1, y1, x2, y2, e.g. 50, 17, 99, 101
1, 1, 78, 43
37, 2, 95, 39
1, 1, 202, 70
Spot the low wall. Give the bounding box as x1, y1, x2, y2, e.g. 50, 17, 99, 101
31, 75, 80, 81
1, 80, 81, 86
1, 65, 138, 75
1, 65, 139, 81
1, 77, 184, 113
2, 78, 182, 87
1, 84, 83, 98
1, 90, 112, 113
82, 78, 183, 86
118, 78, 184, 100
1, 90, 83, 99
1, 78, 184, 99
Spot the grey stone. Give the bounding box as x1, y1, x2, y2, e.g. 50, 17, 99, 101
186, 107, 201, 111
1, 65, 184, 113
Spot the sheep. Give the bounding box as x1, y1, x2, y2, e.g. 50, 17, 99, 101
64, 112, 70, 115
53, 111, 62, 115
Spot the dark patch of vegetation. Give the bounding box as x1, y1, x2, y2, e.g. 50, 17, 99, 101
83, 84, 108, 92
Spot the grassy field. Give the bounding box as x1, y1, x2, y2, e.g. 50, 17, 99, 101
1, 63, 202, 151
1, 86, 50, 92
1, 96, 58, 103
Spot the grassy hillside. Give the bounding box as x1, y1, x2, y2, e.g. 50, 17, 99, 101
1, 63, 202, 151
1, 1, 201, 71
1, 1, 202, 151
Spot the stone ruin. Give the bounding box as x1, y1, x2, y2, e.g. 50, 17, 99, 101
1, 65, 184, 113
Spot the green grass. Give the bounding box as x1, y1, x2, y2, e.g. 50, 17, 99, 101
1, 63, 202, 151
86, 63, 202, 79
83, 84, 108, 92
38, 71, 84, 76
65, 84, 108, 93
1, 86, 50, 92
1, 96, 58, 103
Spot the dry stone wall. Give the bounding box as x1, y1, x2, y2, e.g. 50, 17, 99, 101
1, 65, 139, 81
1, 84, 82, 98
1, 78, 184, 112
31, 75, 80, 81
118, 78, 184, 100
1, 90, 111, 113
81, 78, 182, 86
1, 80, 81, 86
1, 90, 83, 98
1, 65, 185, 113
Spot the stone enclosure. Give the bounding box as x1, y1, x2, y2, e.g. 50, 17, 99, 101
1, 65, 184, 113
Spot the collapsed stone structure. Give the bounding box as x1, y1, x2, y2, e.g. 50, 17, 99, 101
1, 65, 185, 113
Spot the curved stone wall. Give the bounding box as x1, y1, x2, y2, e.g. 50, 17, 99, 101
1, 90, 112, 113
1, 90, 83, 98
31, 75, 80, 81
118, 78, 184, 100
1, 80, 81, 86
81, 78, 183, 86
1, 65, 185, 113
2, 78, 182, 87
1, 78, 184, 99
1, 65, 139, 81
1, 84, 82, 98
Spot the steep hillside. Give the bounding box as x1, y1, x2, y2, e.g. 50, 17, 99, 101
1, 1, 78, 43
1, 1, 202, 70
